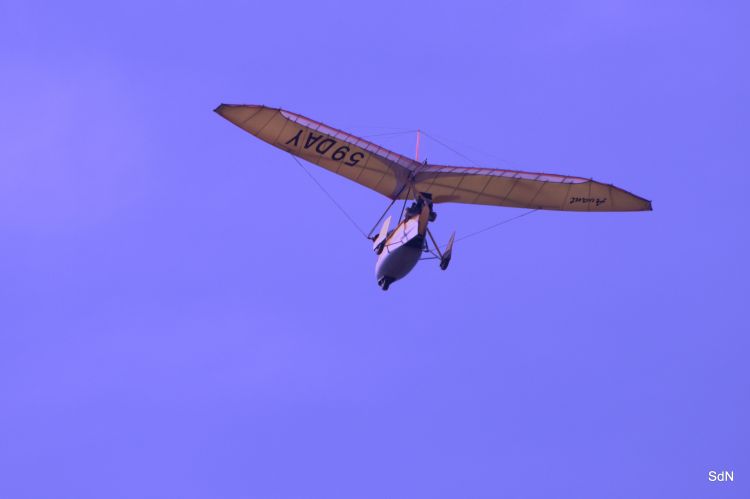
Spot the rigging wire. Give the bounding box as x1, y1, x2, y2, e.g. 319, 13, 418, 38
288, 154, 368, 239
420, 130, 484, 167
420, 130, 518, 168
454, 209, 538, 244
337, 124, 414, 132
360, 129, 418, 139
418, 130, 540, 246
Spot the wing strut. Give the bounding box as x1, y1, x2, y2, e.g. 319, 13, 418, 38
366, 197, 397, 240
426, 228, 443, 259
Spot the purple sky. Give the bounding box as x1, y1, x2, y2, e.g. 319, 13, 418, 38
1, 1, 748, 497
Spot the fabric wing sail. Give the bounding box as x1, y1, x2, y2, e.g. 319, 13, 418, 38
215, 104, 651, 212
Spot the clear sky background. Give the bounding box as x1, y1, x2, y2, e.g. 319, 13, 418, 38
1, 1, 748, 498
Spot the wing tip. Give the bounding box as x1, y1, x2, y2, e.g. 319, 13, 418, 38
214, 103, 270, 115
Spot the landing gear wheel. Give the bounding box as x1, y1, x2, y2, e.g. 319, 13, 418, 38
440, 255, 451, 270
378, 276, 393, 291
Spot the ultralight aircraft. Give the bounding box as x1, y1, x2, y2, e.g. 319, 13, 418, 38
216, 105, 651, 290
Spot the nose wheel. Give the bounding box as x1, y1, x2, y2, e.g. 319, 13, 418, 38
378, 276, 394, 291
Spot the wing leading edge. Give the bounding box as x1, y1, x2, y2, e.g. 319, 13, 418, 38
215, 104, 651, 212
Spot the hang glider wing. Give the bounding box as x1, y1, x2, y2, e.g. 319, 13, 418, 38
214, 104, 419, 199
215, 104, 651, 212
413, 164, 652, 211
